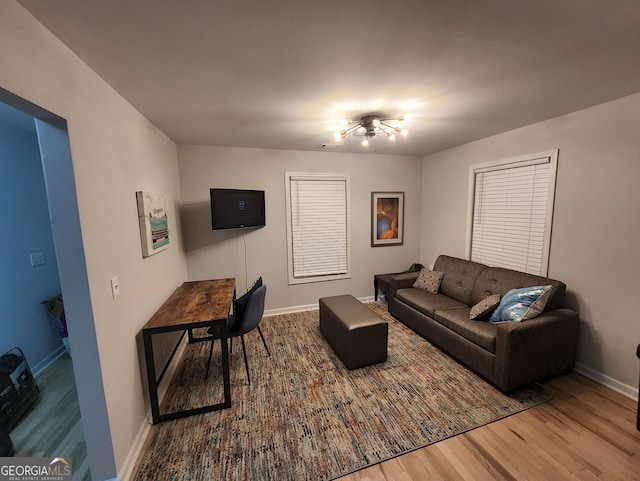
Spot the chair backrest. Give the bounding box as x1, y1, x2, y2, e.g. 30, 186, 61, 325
235, 284, 266, 335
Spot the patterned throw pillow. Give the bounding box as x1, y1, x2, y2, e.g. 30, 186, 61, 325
488, 285, 552, 323
412, 269, 444, 294
469, 294, 501, 321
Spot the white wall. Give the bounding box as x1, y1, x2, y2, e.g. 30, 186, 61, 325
1, 2, 188, 479
178, 145, 423, 309
420, 92, 640, 395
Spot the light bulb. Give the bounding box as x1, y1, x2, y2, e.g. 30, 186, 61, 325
401, 129, 408, 136
362, 138, 369, 147
388, 133, 396, 142
333, 131, 343, 142
357, 126, 366, 134
340, 118, 349, 125
372, 118, 381, 127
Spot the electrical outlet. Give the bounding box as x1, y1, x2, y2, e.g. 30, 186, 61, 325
110, 276, 120, 298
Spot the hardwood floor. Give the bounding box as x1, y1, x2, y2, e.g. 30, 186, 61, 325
10, 354, 90, 481
337, 373, 640, 481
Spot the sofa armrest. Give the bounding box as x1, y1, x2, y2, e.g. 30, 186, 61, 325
494, 308, 579, 391
388, 272, 419, 298
387, 273, 419, 315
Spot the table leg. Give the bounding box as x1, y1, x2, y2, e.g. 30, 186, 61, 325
221, 334, 231, 408
637, 343, 639, 431
143, 330, 161, 424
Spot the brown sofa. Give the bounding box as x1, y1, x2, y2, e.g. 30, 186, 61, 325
388, 255, 579, 391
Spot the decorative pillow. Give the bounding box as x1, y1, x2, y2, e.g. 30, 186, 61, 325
232, 277, 263, 330
469, 294, 501, 321
488, 285, 552, 323
412, 269, 444, 294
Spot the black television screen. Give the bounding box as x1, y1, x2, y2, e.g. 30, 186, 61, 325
210, 188, 265, 230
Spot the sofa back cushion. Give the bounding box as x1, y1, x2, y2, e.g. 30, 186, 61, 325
433, 255, 488, 305
470, 267, 566, 311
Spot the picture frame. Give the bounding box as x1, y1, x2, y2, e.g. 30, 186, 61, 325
136, 191, 170, 257
371, 192, 404, 247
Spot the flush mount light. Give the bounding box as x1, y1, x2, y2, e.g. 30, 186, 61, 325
333, 114, 408, 147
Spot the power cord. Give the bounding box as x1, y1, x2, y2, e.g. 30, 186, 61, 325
242, 228, 248, 291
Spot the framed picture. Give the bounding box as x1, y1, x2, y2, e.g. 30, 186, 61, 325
371, 192, 404, 247
136, 191, 170, 257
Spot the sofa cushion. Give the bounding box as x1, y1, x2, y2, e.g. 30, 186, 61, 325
470, 267, 566, 310
434, 308, 498, 353
395, 288, 467, 318
489, 285, 552, 323
469, 294, 501, 321
433, 255, 488, 305
413, 269, 444, 293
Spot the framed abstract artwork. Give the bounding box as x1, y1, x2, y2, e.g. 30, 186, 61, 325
371, 192, 404, 247
136, 191, 170, 257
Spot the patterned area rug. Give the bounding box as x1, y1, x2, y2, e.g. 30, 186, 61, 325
135, 303, 551, 481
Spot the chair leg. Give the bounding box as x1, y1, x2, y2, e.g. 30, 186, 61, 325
257, 326, 270, 356
205, 338, 215, 379
240, 335, 250, 385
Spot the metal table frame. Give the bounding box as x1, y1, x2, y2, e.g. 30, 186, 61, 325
141, 279, 235, 424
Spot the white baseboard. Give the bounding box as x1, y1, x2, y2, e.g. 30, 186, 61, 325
32, 345, 67, 377
118, 337, 188, 481
264, 296, 377, 317
574, 362, 638, 401
117, 415, 150, 481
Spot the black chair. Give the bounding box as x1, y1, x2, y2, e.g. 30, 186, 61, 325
206, 284, 270, 385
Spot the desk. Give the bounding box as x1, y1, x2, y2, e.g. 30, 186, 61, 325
142, 278, 235, 424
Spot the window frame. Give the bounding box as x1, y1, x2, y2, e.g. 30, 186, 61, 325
285, 172, 351, 285
465, 150, 558, 276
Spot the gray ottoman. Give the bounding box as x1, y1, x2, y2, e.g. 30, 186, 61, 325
319, 295, 388, 369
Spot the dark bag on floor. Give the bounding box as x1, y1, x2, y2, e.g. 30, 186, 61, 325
0, 347, 39, 433
0, 431, 14, 456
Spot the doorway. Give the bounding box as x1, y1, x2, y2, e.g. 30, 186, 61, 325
0, 87, 116, 481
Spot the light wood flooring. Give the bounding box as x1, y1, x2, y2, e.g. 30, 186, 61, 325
337, 373, 640, 481
10, 354, 90, 481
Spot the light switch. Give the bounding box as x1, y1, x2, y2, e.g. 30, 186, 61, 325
30, 252, 46, 267
110, 276, 120, 298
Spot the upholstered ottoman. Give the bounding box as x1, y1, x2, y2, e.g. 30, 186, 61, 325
319, 295, 388, 369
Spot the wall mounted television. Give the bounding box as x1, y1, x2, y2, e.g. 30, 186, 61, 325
210, 188, 266, 230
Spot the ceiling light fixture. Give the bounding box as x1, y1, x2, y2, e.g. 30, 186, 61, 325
333, 114, 408, 147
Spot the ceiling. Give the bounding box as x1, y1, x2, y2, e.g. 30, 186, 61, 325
17, 0, 640, 157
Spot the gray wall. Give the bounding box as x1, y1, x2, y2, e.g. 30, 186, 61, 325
2, 2, 188, 478
0, 109, 63, 372
178, 145, 423, 310
420, 92, 640, 395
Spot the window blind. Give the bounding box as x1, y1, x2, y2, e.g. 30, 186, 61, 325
471, 156, 553, 275
287, 175, 349, 282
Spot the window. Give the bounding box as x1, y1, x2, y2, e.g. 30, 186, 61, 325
285, 172, 351, 284
466, 150, 558, 276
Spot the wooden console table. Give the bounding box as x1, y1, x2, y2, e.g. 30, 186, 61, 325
142, 278, 235, 424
